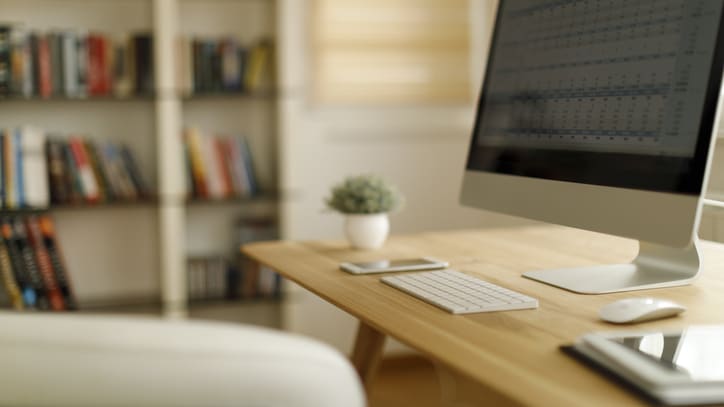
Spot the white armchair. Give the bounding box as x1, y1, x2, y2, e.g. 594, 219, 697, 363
0, 312, 365, 407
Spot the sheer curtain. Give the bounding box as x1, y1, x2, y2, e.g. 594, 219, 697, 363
310, 0, 471, 104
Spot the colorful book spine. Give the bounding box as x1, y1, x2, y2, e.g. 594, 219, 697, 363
215, 138, 233, 197
202, 135, 225, 199
10, 27, 33, 97
62, 141, 83, 203
85, 141, 111, 202
2, 218, 35, 309
13, 129, 25, 207
119, 146, 147, 198
3, 130, 15, 208
19, 127, 49, 208
62, 31, 79, 97
68, 136, 100, 203
25, 216, 64, 310
0, 25, 11, 96
36, 34, 52, 98
12, 217, 48, 310
185, 128, 208, 198
0, 130, 5, 206
47, 139, 71, 204
38, 215, 75, 310
48, 32, 63, 96
238, 137, 258, 195
0, 230, 24, 310
75, 31, 88, 98
88, 33, 113, 96
133, 34, 153, 94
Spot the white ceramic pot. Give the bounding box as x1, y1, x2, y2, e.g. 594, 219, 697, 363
344, 213, 389, 250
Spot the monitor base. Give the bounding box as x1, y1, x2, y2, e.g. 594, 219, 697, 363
522, 239, 702, 294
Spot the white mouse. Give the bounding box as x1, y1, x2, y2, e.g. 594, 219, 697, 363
598, 298, 686, 324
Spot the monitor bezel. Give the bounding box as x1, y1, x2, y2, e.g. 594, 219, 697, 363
465, 0, 724, 196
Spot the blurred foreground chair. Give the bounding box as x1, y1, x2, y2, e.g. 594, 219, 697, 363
0, 312, 365, 407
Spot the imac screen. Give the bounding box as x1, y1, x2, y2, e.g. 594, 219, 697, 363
467, 0, 724, 194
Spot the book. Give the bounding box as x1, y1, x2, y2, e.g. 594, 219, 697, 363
12, 217, 48, 310
0, 229, 24, 309
238, 137, 258, 195
10, 27, 33, 97
185, 128, 208, 198
220, 37, 242, 91
214, 138, 233, 197
119, 145, 147, 198
61, 31, 79, 97
48, 32, 64, 96
87, 33, 109, 96
75, 31, 88, 98
84, 140, 109, 202
133, 34, 153, 94
3, 129, 16, 208
202, 134, 225, 199
97, 141, 127, 200
68, 136, 100, 203
47, 139, 71, 204
0, 25, 11, 96
13, 129, 25, 207
567, 326, 724, 405
38, 215, 75, 310
112, 35, 133, 97
62, 141, 83, 204
102, 141, 138, 200
19, 127, 49, 208
24, 216, 64, 310
228, 136, 251, 196
35, 33, 52, 98
244, 40, 272, 92
2, 217, 35, 309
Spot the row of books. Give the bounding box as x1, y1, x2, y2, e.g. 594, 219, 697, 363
0, 127, 149, 209
0, 214, 76, 311
0, 25, 153, 99
47, 136, 149, 205
235, 217, 280, 299
184, 128, 259, 200
188, 217, 281, 301
187, 256, 281, 301
177, 37, 272, 95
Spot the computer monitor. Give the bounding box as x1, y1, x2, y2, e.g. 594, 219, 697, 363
461, 0, 724, 294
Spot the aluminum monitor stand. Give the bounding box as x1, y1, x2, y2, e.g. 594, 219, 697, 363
522, 239, 702, 294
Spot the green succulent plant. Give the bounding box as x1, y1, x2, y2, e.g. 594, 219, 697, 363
326, 175, 403, 214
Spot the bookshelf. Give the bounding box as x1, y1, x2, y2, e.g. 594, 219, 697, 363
0, 0, 281, 321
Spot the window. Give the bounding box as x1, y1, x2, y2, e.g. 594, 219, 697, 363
310, 0, 471, 104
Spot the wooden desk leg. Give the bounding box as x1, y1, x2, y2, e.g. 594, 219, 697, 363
350, 321, 387, 388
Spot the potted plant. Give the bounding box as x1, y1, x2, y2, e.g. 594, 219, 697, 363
326, 175, 403, 249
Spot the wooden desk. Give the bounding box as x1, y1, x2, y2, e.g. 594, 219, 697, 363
243, 226, 724, 406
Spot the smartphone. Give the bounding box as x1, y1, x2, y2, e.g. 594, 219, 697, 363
339, 257, 448, 275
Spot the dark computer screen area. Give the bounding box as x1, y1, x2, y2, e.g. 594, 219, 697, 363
466, 0, 724, 195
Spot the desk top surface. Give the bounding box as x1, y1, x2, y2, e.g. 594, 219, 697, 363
243, 226, 724, 407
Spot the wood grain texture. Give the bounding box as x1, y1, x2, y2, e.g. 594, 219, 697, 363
350, 322, 387, 389
243, 225, 724, 406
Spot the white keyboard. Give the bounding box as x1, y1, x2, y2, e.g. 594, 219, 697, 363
381, 269, 538, 314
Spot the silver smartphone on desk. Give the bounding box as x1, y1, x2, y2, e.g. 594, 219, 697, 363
339, 257, 448, 275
